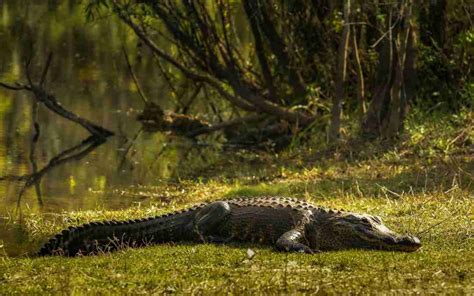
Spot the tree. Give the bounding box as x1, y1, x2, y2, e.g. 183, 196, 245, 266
362, 0, 415, 138
329, 0, 351, 143
85, 0, 472, 146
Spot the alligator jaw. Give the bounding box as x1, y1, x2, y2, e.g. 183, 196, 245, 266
379, 234, 421, 252
358, 224, 422, 252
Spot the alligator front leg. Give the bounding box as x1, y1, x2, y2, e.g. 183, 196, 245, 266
193, 201, 232, 243
276, 229, 314, 254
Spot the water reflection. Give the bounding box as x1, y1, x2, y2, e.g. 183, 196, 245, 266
0, 2, 221, 215
0, 0, 231, 256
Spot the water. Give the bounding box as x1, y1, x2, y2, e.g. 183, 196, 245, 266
0, 0, 232, 255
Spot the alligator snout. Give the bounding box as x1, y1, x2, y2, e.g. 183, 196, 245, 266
398, 235, 421, 252
380, 234, 421, 252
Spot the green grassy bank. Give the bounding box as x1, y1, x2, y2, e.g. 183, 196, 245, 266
0, 111, 473, 294
1, 190, 471, 294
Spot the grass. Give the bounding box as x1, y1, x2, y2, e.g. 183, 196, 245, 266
0, 192, 472, 294
0, 110, 473, 294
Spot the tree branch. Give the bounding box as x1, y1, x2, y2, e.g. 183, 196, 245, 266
122, 46, 149, 104
116, 1, 315, 125
0, 82, 24, 90
243, 0, 276, 99
40, 52, 53, 87
116, 9, 255, 111
28, 84, 114, 138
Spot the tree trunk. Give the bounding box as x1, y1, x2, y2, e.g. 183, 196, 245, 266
362, 36, 394, 137
352, 26, 366, 117
329, 0, 351, 143
385, 1, 412, 138
362, 1, 415, 139
400, 21, 418, 131
420, 0, 446, 47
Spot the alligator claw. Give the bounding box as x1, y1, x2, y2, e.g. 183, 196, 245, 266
285, 242, 314, 254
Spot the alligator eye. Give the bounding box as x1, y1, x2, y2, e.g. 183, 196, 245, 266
372, 216, 382, 224
361, 218, 374, 229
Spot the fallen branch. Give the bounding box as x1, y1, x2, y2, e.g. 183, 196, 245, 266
28, 84, 114, 138
0, 83, 113, 138
137, 102, 210, 136
187, 114, 262, 137
0, 55, 114, 139
137, 102, 263, 138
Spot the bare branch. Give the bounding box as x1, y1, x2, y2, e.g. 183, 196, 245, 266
116, 9, 255, 111
40, 52, 53, 87
0, 82, 24, 90
243, 0, 276, 99
28, 84, 114, 138
115, 1, 315, 125
1, 55, 114, 139
122, 46, 149, 104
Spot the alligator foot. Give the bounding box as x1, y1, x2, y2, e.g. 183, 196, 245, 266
276, 229, 314, 254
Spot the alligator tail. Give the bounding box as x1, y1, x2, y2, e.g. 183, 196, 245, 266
37, 208, 200, 256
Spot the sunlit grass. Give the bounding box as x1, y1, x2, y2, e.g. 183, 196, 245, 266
0, 111, 473, 294
1, 160, 472, 294
0, 189, 471, 294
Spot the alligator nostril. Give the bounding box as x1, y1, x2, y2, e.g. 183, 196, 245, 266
401, 235, 421, 251
410, 236, 421, 245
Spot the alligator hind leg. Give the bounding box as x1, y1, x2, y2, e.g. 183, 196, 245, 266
193, 201, 232, 243
276, 229, 314, 254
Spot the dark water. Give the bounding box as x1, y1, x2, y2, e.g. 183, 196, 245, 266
0, 1, 231, 255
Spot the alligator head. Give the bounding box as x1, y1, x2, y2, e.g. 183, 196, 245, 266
309, 212, 421, 252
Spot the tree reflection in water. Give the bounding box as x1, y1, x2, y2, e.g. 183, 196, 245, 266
0, 53, 113, 209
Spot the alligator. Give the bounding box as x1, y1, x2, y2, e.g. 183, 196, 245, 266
38, 197, 421, 256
